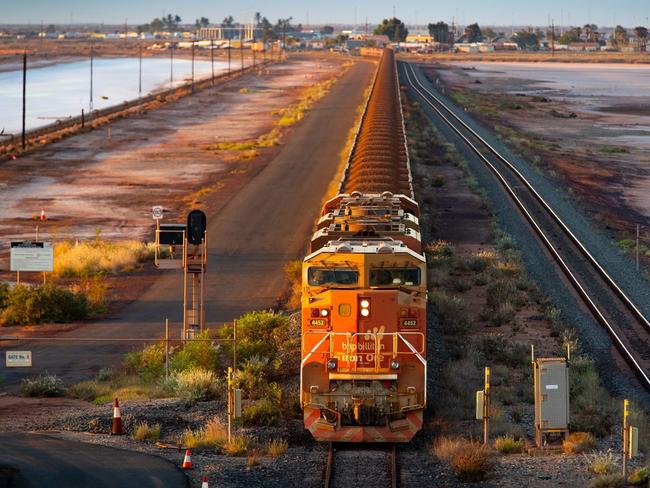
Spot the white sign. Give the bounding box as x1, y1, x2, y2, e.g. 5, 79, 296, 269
6, 350, 32, 367
545, 384, 559, 390
10, 242, 53, 272
152, 206, 164, 220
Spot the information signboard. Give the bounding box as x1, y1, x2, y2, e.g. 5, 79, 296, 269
10, 242, 53, 272
6, 350, 32, 367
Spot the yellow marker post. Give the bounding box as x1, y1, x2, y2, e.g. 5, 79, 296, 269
483, 367, 491, 447
227, 367, 233, 443
623, 400, 630, 481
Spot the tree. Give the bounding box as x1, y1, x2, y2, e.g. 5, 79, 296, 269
558, 27, 581, 44
582, 24, 599, 42
275, 17, 294, 34
482, 27, 496, 40
512, 30, 539, 50
254, 12, 262, 26
335, 34, 349, 45
634, 26, 648, 51
614, 25, 629, 48
195, 17, 209, 28
221, 16, 235, 28
259, 17, 274, 42
464, 22, 482, 43
374, 17, 408, 42
46, 24, 57, 33
320, 25, 334, 35
428, 21, 450, 43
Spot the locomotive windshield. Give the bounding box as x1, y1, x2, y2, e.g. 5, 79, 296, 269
308, 267, 359, 286
369, 267, 420, 286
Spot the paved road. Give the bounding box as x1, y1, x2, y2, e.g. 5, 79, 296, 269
0, 59, 374, 386
0, 433, 188, 487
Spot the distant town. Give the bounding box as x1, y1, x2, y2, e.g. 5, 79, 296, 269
0, 15, 648, 53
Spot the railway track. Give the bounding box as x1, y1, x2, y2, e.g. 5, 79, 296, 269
401, 61, 650, 391
324, 443, 398, 488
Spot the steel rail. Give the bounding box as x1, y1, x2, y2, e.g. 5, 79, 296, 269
404, 62, 650, 332
323, 443, 398, 488
401, 62, 650, 390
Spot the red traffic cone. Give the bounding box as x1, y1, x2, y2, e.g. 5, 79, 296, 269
201, 476, 209, 488
182, 449, 193, 469
40, 208, 46, 222
111, 397, 124, 435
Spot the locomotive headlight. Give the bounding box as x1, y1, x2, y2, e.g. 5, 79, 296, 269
360, 308, 370, 317
321, 309, 329, 317
359, 298, 371, 317
390, 359, 400, 370
327, 358, 338, 370
360, 299, 370, 309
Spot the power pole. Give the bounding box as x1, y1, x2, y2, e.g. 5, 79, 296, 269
21, 51, 26, 150
210, 39, 215, 85
240, 26, 244, 71
124, 18, 128, 47
551, 20, 555, 56
138, 41, 142, 102
191, 41, 195, 93
170, 44, 174, 86
89, 41, 94, 115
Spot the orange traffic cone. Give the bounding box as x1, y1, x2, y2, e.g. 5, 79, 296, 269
111, 397, 124, 435
182, 449, 192, 469
201, 476, 209, 488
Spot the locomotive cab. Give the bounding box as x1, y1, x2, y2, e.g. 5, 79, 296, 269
301, 239, 427, 442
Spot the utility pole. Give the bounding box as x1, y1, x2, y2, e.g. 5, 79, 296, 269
138, 41, 142, 109
191, 41, 195, 93
227, 39, 231, 75
124, 18, 128, 48
170, 44, 174, 86
40, 21, 43, 49
240, 26, 244, 71
89, 41, 94, 115
21, 51, 26, 150
551, 20, 555, 56
210, 39, 215, 85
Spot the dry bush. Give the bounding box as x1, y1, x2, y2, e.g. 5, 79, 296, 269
563, 432, 596, 454
168, 367, 220, 403
223, 435, 251, 456
266, 438, 288, 457
54, 239, 154, 277
432, 436, 467, 462
133, 421, 161, 442
586, 450, 617, 475
284, 260, 302, 310
181, 417, 227, 449
451, 443, 492, 482
589, 474, 625, 488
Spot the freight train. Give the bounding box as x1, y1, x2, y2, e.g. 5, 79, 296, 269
300, 49, 426, 442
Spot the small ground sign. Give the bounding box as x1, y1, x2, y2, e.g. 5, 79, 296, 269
10, 242, 53, 272
6, 351, 32, 367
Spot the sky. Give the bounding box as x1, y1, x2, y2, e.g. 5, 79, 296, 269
3, 0, 649, 28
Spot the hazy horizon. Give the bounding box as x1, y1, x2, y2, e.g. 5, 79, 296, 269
3, 0, 649, 29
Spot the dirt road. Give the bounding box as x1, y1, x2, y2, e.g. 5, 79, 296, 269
0, 58, 375, 387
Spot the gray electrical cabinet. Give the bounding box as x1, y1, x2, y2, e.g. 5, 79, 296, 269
533, 357, 569, 447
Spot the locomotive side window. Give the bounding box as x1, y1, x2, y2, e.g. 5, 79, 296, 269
308, 268, 359, 286
369, 267, 420, 286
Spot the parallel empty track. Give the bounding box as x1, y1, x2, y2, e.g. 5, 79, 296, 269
401, 61, 650, 391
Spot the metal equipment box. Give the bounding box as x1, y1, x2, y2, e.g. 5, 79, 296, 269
533, 357, 569, 447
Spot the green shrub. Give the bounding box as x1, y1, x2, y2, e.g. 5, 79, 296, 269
220, 311, 291, 364
223, 435, 251, 456
170, 330, 219, 371
168, 367, 220, 402
429, 291, 471, 336
494, 434, 523, 454
242, 397, 282, 426
21, 373, 65, 397
133, 421, 161, 442
66, 380, 111, 402
629, 466, 650, 485
570, 355, 616, 437
124, 342, 165, 381
473, 336, 528, 369
1, 284, 90, 326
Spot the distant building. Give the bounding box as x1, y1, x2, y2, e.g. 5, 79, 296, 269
405, 34, 432, 43
568, 42, 599, 51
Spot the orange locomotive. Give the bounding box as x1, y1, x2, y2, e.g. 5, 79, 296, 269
300, 191, 427, 442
